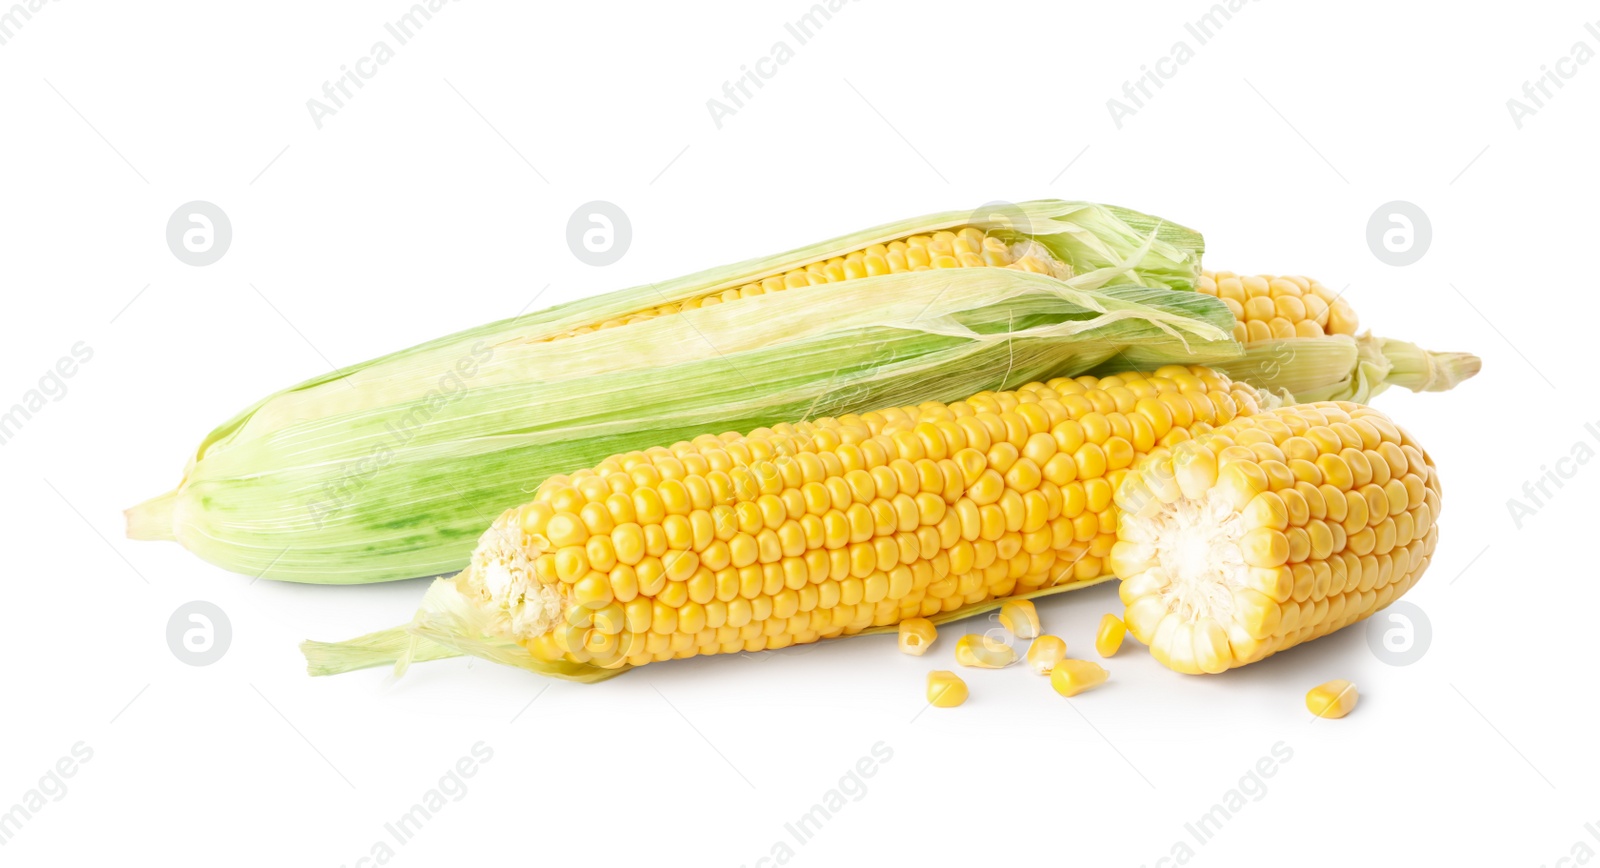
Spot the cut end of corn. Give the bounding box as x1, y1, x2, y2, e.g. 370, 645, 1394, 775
998, 600, 1040, 639
927, 670, 969, 707
1025, 635, 1067, 675
1112, 401, 1441, 674
1306, 679, 1359, 719
1049, 659, 1108, 697
1198, 271, 1357, 344
954, 634, 1018, 669
898, 618, 937, 656
1094, 613, 1126, 657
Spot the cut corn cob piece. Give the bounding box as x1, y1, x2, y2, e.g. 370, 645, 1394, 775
927, 671, 969, 707
131, 200, 1219, 584
998, 600, 1040, 639
1306, 679, 1359, 719
1198, 271, 1356, 344
1026, 635, 1067, 675
1110, 401, 1440, 674
305, 365, 1273, 680
898, 618, 937, 656
1050, 659, 1108, 697
955, 634, 1018, 669
1095, 613, 1126, 657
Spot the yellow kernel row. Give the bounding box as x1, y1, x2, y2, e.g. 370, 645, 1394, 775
551, 228, 1064, 341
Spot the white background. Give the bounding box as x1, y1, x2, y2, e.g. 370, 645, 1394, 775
1, 1, 1592, 865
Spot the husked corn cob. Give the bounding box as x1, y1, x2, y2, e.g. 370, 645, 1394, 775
556, 228, 1065, 340
471, 367, 1265, 670
1197, 271, 1358, 344
1110, 401, 1440, 674
305, 365, 1269, 679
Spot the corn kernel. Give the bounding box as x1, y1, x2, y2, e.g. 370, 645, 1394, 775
926, 670, 968, 708
998, 600, 1040, 639
954, 634, 1017, 669
1306, 679, 1358, 719
1095, 613, 1126, 657
1025, 635, 1067, 675
1049, 659, 1108, 697
898, 618, 937, 656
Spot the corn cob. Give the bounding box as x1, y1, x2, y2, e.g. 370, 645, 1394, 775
130, 201, 1228, 584
1197, 271, 1356, 343
304, 366, 1274, 678
552, 227, 1065, 340
1180, 269, 1480, 404
1109, 401, 1439, 673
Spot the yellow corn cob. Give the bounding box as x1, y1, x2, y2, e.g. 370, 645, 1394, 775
556, 227, 1065, 340
1196, 271, 1358, 343
1109, 401, 1439, 674
304, 365, 1270, 678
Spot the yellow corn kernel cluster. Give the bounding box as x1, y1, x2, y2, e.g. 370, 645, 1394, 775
897, 618, 937, 655
1050, 659, 1109, 697
1111, 401, 1441, 674
927, 670, 969, 707
553, 228, 1062, 340
1026, 635, 1067, 675
1306, 679, 1359, 719
466, 366, 1267, 670
1094, 613, 1126, 657
1197, 271, 1358, 344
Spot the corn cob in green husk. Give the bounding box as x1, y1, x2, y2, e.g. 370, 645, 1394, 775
131, 201, 1239, 583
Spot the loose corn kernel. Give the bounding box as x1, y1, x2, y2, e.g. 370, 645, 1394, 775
1306, 679, 1359, 719
1026, 635, 1067, 675
1050, 659, 1108, 697
926, 670, 968, 708
998, 600, 1040, 639
898, 618, 937, 656
954, 633, 1017, 669
1095, 613, 1126, 657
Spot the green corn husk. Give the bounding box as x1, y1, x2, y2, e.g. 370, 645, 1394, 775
1097, 332, 1482, 404
129, 200, 1226, 584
